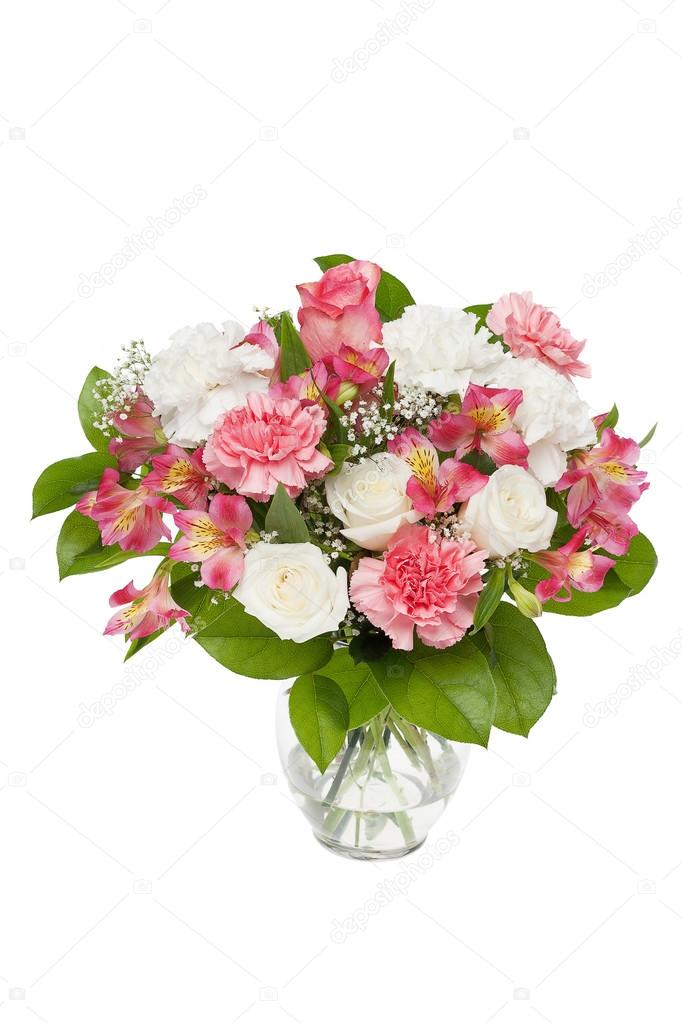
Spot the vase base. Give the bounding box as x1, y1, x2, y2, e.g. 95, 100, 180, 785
314, 832, 426, 861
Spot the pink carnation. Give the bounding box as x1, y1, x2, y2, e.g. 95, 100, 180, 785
350, 525, 487, 651
487, 292, 590, 379
204, 392, 332, 501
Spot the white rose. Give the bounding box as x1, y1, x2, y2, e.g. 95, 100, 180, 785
325, 453, 421, 551
460, 465, 557, 558
382, 304, 507, 396
233, 542, 349, 643
484, 357, 596, 485
144, 321, 274, 447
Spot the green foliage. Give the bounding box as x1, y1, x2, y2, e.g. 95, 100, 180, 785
78, 366, 112, 451
371, 639, 496, 746
471, 567, 506, 633
639, 423, 657, 448
319, 647, 387, 728
612, 532, 657, 595
484, 602, 556, 737
596, 403, 619, 439
264, 484, 310, 543
289, 674, 349, 773
276, 310, 311, 381
33, 452, 116, 518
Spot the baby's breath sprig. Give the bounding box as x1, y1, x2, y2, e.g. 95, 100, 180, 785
92, 338, 152, 435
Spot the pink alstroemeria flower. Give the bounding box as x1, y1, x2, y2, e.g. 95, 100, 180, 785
388, 427, 488, 518
88, 468, 173, 552
169, 494, 252, 590
108, 391, 167, 472
581, 494, 639, 556
104, 569, 189, 640
532, 528, 615, 603
145, 444, 211, 510
555, 427, 648, 527
487, 292, 590, 379
428, 384, 529, 468
241, 319, 279, 362
270, 361, 331, 406
330, 344, 390, 402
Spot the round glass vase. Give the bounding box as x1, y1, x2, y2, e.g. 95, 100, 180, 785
276, 682, 469, 860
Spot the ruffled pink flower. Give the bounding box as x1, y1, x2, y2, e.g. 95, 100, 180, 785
350, 524, 487, 651
108, 391, 167, 472
297, 260, 383, 362
487, 292, 590, 379
532, 528, 615, 603
145, 444, 211, 510
169, 493, 252, 590
104, 569, 189, 640
204, 392, 332, 501
388, 427, 488, 518
428, 384, 529, 467
88, 468, 173, 551
555, 427, 648, 526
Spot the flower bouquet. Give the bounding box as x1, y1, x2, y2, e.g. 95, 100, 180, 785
33, 255, 656, 859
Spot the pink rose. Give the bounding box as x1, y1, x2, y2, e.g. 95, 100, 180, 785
204, 392, 332, 501
487, 292, 590, 379
349, 524, 487, 651
296, 260, 383, 362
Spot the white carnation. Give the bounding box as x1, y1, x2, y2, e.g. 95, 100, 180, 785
484, 357, 597, 485
233, 542, 349, 643
144, 321, 274, 447
382, 304, 507, 396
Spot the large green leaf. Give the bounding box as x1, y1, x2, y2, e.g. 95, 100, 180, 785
320, 647, 387, 728
277, 310, 311, 381
313, 253, 415, 322
171, 573, 333, 679
32, 452, 116, 518
289, 674, 349, 773
78, 367, 112, 451
57, 509, 169, 579
264, 484, 310, 543
371, 639, 496, 746
485, 602, 556, 737
613, 532, 657, 596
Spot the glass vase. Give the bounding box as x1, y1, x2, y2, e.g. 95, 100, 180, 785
276, 682, 469, 860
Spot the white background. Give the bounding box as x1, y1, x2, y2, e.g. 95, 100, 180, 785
1, 0, 681, 1019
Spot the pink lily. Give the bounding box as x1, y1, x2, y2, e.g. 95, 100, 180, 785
581, 493, 639, 556
388, 427, 488, 518
108, 391, 167, 472
428, 384, 529, 467
532, 528, 616, 603
169, 493, 253, 590
104, 568, 189, 640
88, 468, 173, 552
145, 444, 211, 510
555, 427, 648, 527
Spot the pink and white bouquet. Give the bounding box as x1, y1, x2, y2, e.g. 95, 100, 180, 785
34, 255, 656, 779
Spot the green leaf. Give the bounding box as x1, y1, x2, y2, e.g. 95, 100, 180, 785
486, 602, 556, 737
325, 443, 352, 475
277, 311, 311, 381
472, 567, 506, 633
171, 575, 333, 679
33, 452, 117, 518
381, 360, 396, 417
321, 647, 388, 727
125, 630, 164, 661
522, 560, 631, 616
371, 639, 496, 746
264, 484, 310, 543
597, 403, 619, 439
313, 254, 415, 322
613, 531, 657, 596
289, 674, 349, 773
463, 303, 495, 335
57, 509, 170, 579
317, 389, 345, 443
639, 422, 657, 448
78, 367, 112, 451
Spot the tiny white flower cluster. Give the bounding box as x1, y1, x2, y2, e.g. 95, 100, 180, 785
339, 384, 443, 458
93, 338, 152, 434
300, 485, 351, 561
258, 530, 279, 544
434, 512, 472, 543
